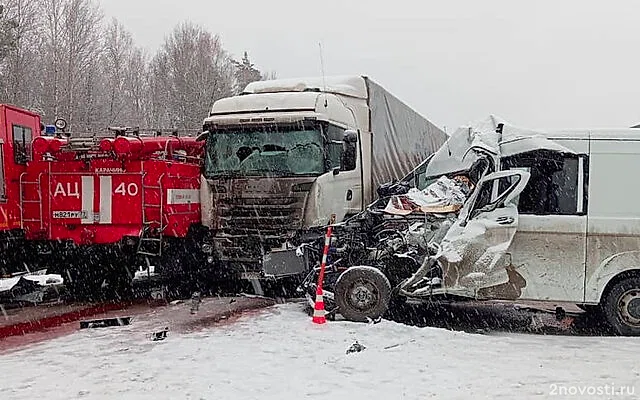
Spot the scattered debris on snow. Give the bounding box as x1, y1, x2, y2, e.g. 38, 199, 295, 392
79, 317, 132, 329
346, 340, 366, 354
150, 327, 169, 341
0, 270, 65, 304
132, 265, 157, 281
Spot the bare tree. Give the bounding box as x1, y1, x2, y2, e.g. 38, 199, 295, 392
232, 51, 262, 95
100, 18, 150, 127
61, 0, 103, 131
0, 0, 40, 107
126, 46, 150, 126
0, 5, 274, 133
149, 22, 234, 130
36, 0, 66, 122
262, 70, 278, 81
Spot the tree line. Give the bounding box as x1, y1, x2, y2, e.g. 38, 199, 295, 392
0, 0, 273, 134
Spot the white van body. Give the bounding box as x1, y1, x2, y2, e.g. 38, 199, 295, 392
410, 120, 640, 333
510, 128, 640, 306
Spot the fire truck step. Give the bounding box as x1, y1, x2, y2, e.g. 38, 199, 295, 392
137, 251, 161, 257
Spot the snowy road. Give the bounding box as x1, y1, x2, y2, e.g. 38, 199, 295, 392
0, 303, 639, 399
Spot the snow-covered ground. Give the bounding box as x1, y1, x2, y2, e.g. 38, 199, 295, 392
0, 303, 639, 399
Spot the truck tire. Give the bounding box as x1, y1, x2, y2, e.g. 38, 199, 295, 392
335, 266, 391, 323
602, 276, 640, 336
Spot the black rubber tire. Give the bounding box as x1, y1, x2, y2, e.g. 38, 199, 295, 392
601, 276, 640, 336
335, 266, 392, 323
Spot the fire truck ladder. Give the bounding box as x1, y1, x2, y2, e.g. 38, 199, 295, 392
19, 173, 44, 231
137, 174, 166, 257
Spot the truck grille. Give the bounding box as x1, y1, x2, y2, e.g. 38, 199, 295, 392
213, 195, 307, 265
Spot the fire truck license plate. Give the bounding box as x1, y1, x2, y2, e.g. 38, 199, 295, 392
53, 211, 88, 219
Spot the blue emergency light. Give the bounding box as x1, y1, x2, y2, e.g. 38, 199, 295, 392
44, 125, 56, 135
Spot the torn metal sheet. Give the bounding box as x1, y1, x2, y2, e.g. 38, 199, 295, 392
425, 115, 577, 179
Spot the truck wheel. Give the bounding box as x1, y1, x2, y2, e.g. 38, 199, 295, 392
602, 276, 640, 336
335, 266, 391, 323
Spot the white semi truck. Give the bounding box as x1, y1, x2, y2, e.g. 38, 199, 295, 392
197, 76, 447, 285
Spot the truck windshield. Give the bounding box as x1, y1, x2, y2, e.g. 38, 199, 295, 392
204, 127, 324, 178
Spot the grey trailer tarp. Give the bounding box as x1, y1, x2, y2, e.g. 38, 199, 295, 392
365, 78, 447, 197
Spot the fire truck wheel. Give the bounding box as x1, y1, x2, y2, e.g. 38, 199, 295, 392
602, 275, 640, 336
335, 266, 391, 323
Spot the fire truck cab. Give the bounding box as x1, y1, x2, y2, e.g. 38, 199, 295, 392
0, 104, 42, 233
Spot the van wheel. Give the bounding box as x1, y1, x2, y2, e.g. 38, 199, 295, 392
602, 276, 640, 336
335, 266, 391, 323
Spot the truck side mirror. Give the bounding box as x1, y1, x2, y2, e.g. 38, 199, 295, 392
343, 130, 358, 143
338, 130, 358, 172
341, 142, 357, 171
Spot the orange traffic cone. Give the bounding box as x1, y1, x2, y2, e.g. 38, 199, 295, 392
312, 286, 326, 324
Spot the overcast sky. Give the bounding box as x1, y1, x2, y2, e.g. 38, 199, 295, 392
101, 0, 640, 131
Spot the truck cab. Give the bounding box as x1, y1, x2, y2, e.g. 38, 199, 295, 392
0, 105, 42, 236
199, 78, 366, 281
198, 76, 446, 283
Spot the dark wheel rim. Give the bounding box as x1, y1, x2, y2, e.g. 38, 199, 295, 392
617, 289, 640, 327
347, 278, 380, 312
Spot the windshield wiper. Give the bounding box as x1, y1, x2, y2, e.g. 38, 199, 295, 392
207, 171, 244, 178
287, 142, 321, 153
245, 168, 289, 176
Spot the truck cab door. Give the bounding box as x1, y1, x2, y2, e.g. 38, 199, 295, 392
313, 128, 362, 223
439, 169, 530, 299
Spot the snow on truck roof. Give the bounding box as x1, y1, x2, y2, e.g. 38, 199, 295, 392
209, 91, 321, 115
243, 76, 369, 99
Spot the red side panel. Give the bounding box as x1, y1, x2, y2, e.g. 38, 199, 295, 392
22, 158, 202, 244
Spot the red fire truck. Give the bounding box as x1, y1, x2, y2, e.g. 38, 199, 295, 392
0, 104, 205, 300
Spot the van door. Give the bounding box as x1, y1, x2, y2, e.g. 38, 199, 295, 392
501, 148, 588, 302
439, 169, 530, 299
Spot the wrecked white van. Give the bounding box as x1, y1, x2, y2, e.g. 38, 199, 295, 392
298, 116, 640, 336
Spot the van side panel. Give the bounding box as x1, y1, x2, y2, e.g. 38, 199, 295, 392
511, 216, 587, 302
584, 138, 640, 303
506, 138, 589, 302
